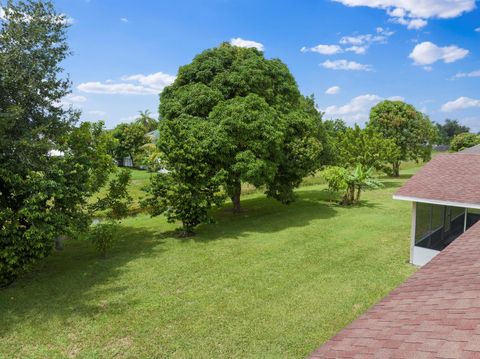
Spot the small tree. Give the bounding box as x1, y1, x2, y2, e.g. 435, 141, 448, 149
338, 125, 400, 174
450, 132, 480, 152
323, 165, 382, 205
368, 100, 437, 176
142, 116, 226, 236
89, 169, 132, 257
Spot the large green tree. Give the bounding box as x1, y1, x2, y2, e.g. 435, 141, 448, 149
155, 43, 326, 218
0, 1, 114, 286
367, 100, 437, 176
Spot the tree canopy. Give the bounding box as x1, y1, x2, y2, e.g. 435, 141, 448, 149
145, 43, 327, 232
367, 100, 437, 176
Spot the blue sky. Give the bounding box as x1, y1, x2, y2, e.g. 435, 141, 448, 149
51, 0, 480, 130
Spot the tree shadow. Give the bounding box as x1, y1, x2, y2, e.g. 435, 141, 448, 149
184, 188, 338, 242
0, 225, 166, 336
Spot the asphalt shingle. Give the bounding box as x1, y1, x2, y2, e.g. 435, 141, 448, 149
310, 222, 480, 358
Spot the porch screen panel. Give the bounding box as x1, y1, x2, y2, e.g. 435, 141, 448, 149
415, 202, 432, 244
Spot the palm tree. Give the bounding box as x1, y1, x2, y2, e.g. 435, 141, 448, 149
136, 110, 158, 132
343, 165, 382, 204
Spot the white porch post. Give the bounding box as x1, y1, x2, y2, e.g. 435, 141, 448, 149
464, 208, 468, 232
410, 202, 416, 264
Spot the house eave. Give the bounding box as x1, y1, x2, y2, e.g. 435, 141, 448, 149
393, 195, 480, 210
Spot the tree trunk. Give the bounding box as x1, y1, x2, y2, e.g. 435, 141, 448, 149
342, 184, 356, 205
356, 186, 361, 202
230, 181, 242, 213
392, 161, 400, 177
180, 222, 196, 237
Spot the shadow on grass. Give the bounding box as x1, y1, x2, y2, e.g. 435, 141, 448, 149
189, 188, 338, 242
0, 225, 165, 335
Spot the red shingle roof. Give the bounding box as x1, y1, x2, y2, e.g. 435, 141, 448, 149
310, 221, 480, 358
394, 154, 480, 206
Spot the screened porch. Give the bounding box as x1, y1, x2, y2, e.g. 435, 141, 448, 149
414, 203, 480, 253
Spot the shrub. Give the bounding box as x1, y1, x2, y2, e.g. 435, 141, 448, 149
89, 169, 132, 256
89, 223, 118, 258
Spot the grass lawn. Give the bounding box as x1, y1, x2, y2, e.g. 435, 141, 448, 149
0, 167, 420, 358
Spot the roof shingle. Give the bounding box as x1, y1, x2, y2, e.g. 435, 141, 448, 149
310, 221, 480, 358
394, 154, 480, 206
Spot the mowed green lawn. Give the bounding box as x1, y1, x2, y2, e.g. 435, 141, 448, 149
0, 167, 420, 358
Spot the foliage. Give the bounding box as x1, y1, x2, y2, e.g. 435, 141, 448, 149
155, 43, 326, 225
323, 165, 382, 205
368, 100, 438, 176
89, 222, 118, 258
436, 119, 470, 145
321, 118, 348, 166
136, 110, 158, 132
138, 143, 163, 172
89, 169, 132, 256
142, 116, 227, 235
92, 169, 133, 220
450, 132, 480, 152
337, 124, 400, 174
0, 1, 116, 286
112, 122, 148, 167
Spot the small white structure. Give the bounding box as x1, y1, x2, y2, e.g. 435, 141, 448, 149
394, 150, 480, 266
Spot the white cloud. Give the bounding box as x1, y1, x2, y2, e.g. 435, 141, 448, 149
121, 72, 176, 90
441, 97, 480, 112
78, 71, 176, 95
230, 37, 264, 51
78, 82, 159, 95
409, 41, 469, 66
121, 18, 128, 23
301, 28, 392, 56
62, 94, 87, 105
0, 7, 5, 20
321, 59, 372, 71
454, 70, 480, 78
333, 0, 475, 29
345, 45, 367, 54
339, 30, 391, 46
476, 27, 480, 32
301, 44, 342, 55
322, 94, 403, 124
325, 86, 341, 95
391, 16, 428, 29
